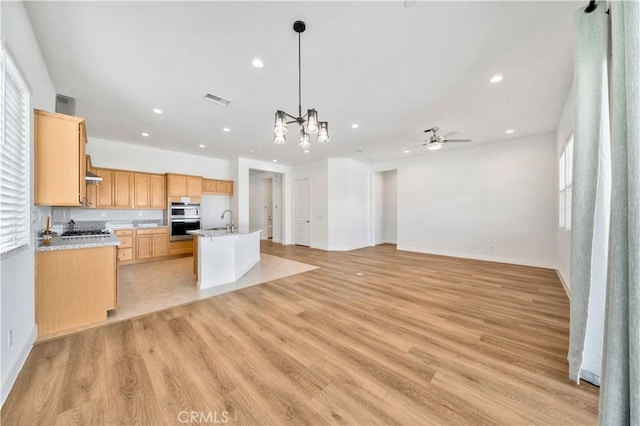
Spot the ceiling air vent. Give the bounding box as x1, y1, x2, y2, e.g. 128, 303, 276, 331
203, 93, 231, 107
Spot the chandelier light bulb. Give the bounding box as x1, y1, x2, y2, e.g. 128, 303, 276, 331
317, 122, 330, 143
299, 129, 311, 149
306, 109, 319, 134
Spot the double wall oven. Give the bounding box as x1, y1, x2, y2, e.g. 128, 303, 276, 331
168, 202, 201, 241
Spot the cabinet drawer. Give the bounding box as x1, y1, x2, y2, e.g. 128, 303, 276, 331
117, 247, 133, 261
117, 235, 133, 248
115, 230, 133, 236
136, 228, 168, 235
169, 240, 193, 256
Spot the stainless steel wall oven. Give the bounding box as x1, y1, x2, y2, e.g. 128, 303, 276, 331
168, 202, 201, 241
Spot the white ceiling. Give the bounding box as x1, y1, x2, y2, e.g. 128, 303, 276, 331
25, 1, 578, 166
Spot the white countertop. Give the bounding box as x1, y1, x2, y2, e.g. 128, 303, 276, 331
187, 229, 262, 238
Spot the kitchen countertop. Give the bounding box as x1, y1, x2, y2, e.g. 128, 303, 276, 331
36, 234, 121, 252
187, 228, 263, 238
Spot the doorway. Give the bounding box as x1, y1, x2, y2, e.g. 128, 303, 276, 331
373, 170, 397, 245
248, 169, 283, 243
294, 178, 310, 246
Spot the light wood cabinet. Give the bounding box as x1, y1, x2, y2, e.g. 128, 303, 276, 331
35, 246, 117, 337
166, 173, 202, 200
170, 240, 193, 256
202, 178, 234, 195
135, 228, 169, 259
115, 229, 134, 261
93, 168, 134, 208
114, 171, 134, 207
34, 110, 87, 206
134, 173, 165, 209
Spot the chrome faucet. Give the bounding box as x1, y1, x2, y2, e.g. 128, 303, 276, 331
220, 210, 234, 232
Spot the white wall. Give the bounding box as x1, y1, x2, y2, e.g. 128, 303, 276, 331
292, 160, 329, 250
373, 133, 558, 268
1, 0, 56, 405
327, 158, 372, 251
556, 84, 574, 290
87, 137, 230, 178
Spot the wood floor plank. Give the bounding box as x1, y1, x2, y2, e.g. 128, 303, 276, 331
1, 242, 599, 425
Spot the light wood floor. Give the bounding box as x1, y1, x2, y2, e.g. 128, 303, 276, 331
2, 243, 598, 425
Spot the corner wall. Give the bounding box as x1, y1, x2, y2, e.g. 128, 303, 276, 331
373, 133, 558, 268
1, 1, 56, 405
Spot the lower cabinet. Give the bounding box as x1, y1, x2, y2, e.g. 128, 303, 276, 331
136, 228, 169, 259
116, 227, 169, 264
35, 246, 117, 337
170, 240, 193, 256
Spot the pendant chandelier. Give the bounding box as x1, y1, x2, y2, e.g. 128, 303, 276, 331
273, 20, 329, 149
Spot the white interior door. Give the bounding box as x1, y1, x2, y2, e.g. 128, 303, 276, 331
294, 178, 311, 246
263, 178, 273, 239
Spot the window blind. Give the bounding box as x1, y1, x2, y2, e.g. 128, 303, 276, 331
1, 48, 30, 255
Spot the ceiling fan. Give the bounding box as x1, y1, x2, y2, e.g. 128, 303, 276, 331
407, 127, 472, 151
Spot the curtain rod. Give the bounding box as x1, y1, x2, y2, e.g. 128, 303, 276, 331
585, 0, 597, 13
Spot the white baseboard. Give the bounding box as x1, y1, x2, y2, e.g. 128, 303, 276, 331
396, 245, 557, 269
1, 325, 37, 407
556, 269, 570, 298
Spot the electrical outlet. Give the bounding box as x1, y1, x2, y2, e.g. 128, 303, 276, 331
138, 212, 143, 217
8, 330, 13, 348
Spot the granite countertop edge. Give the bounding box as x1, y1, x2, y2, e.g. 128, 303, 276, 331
36, 235, 121, 252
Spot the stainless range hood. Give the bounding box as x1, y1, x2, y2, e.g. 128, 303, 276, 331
86, 171, 102, 184
56, 95, 103, 185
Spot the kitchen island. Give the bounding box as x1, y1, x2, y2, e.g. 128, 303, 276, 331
187, 229, 262, 288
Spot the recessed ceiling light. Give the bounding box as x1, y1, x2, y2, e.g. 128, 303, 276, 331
304, 150, 310, 154
199, 144, 206, 148
352, 123, 359, 129
223, 127, 230, 132
404, 149, 410, 154
505, 129, 515, 134
141, 132, 150, 137
152, 108, 163, 114
272, 159, 278, 163
490, 75, 503, 83
252, 58, 264, 68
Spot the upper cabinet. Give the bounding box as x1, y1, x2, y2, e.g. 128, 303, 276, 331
166, 173, 202, 200
34, 110, 87, 206
93, 169, 134, 208
202, 178, 234, 195
134, 173, 166, 209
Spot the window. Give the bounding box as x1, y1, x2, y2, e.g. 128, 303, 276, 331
559, 134, 573, 231
1, 48, 31, 256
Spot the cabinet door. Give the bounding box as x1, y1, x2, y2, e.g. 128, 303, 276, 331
114, 171, 133, 208
168, 175, 186, 197
153, 233, 169, 257
186, 177, 202, 198
95, 169, 114, 208
216, 180, 233, 195
134, 173, 150, 208
150, 174, 165, 208
136, 234, 153, 259
202, 179, 216, 193
34, 110, 86, 206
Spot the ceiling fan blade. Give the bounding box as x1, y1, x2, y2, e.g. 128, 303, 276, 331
442, 131, 457, 138
443, 138, 472, 143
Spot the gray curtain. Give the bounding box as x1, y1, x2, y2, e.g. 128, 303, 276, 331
599, 1, 640, 424
568, 3, 609, 384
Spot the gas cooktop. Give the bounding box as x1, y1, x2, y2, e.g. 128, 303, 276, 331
60, 229, 111, 239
